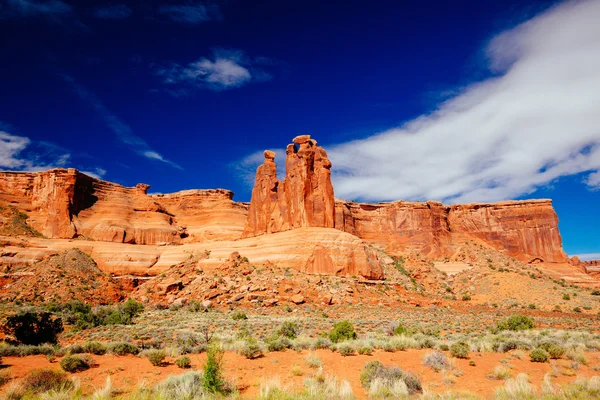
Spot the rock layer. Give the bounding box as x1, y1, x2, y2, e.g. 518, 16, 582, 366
0, 169, 246, 245
335, 199, 568, 263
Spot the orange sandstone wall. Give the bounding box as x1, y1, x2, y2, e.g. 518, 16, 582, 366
335, 199, 568, 263
0, 169, 246, 245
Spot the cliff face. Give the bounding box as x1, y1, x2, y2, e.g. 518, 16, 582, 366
0, 134, 570, 268
335, 199, 568, 263
0, 169, 78, 238
0, 169, 246, 245
243, 135, 334, 237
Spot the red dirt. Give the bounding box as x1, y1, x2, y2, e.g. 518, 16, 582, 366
2, 350, 598, 399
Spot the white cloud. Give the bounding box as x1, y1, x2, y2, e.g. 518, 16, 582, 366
61, 74, 183, 170
93, 4, 132, 20
158, 2, 222, 25
317, 0, 600, 203
157, 49, 271, 92
572, 253, 600, 261
80, 167, 107, 179
0, 130, 73, 171
585, 170, 600, 190
0, 131, 31, 168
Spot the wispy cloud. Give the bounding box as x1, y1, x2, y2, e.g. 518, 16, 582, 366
0, 0, 72, 18
0, 129, 72, 171
156, 48, 272, 92
92, 4, 132, 20
61, 75, 183, 170
0, 0, 88, 30
309, 0, 600, 203
158, 1, 222, 25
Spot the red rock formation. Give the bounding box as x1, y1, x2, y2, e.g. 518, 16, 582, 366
335, 200, 451, 258
448, 200, 567, 263
0, 169, 246, 245
0, 169, 78, 238
243, 135, 335, 237
335, 198, 568, 263
152, 189, 248, 242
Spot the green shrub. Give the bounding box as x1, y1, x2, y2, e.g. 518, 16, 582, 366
530, 348, 549, 363
462, 294, 471, 301
493, 314, 535, 332
563, 293, 571, 300
329, 320, 357, 343
545, 344, 565, 359
20, 368, 73, 394
122, 298, 144, 319
450, 342, 469, 359
239, 338, 263, 359
278, 321, 300, 339
591, 290, 600, 296
231, 311, 247, 321
175, 355, 191, 369
389, 321, 408, 336
266, 336, 292, 352
145, 349, 166, 366
203, 343, 225, 393
108, 342, 140, 355
336, 342, 355, 356
60, 354, 92, 372
358, 345, 373, 355
2, 311, 63, 345
83, 341, 106, 355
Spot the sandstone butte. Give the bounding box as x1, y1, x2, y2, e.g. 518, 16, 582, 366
0, 135, 592, 280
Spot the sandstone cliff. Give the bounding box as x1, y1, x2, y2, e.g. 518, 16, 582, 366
0, 169, 246, 245
335, 199, 567, 263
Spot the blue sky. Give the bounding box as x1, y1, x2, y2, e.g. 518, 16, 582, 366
0, 0, 599, 259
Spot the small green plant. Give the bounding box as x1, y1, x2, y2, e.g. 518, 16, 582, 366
203, 343, 225, 393
231, 311, 247, 321
145, 349, 166, 366
358, 345, 373, 355
175, 355, 191, 369
539, 343, 565, 359
83, 341, 106, 355
563, 293, 571, 300
462, 294, 471, 301
278, 321, 300, 339
591, 289, 600, 296
329, 320, 357, 343
530, 348, 550, 363
450, 342, 469, 359
240, 338, 263, 359
60, 354, 93, 372
493, 314, 535, 332
336, 342, 355, 356
108, 342, 140, 355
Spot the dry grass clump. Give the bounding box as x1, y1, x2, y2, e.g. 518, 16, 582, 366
422, 351, 450, 372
